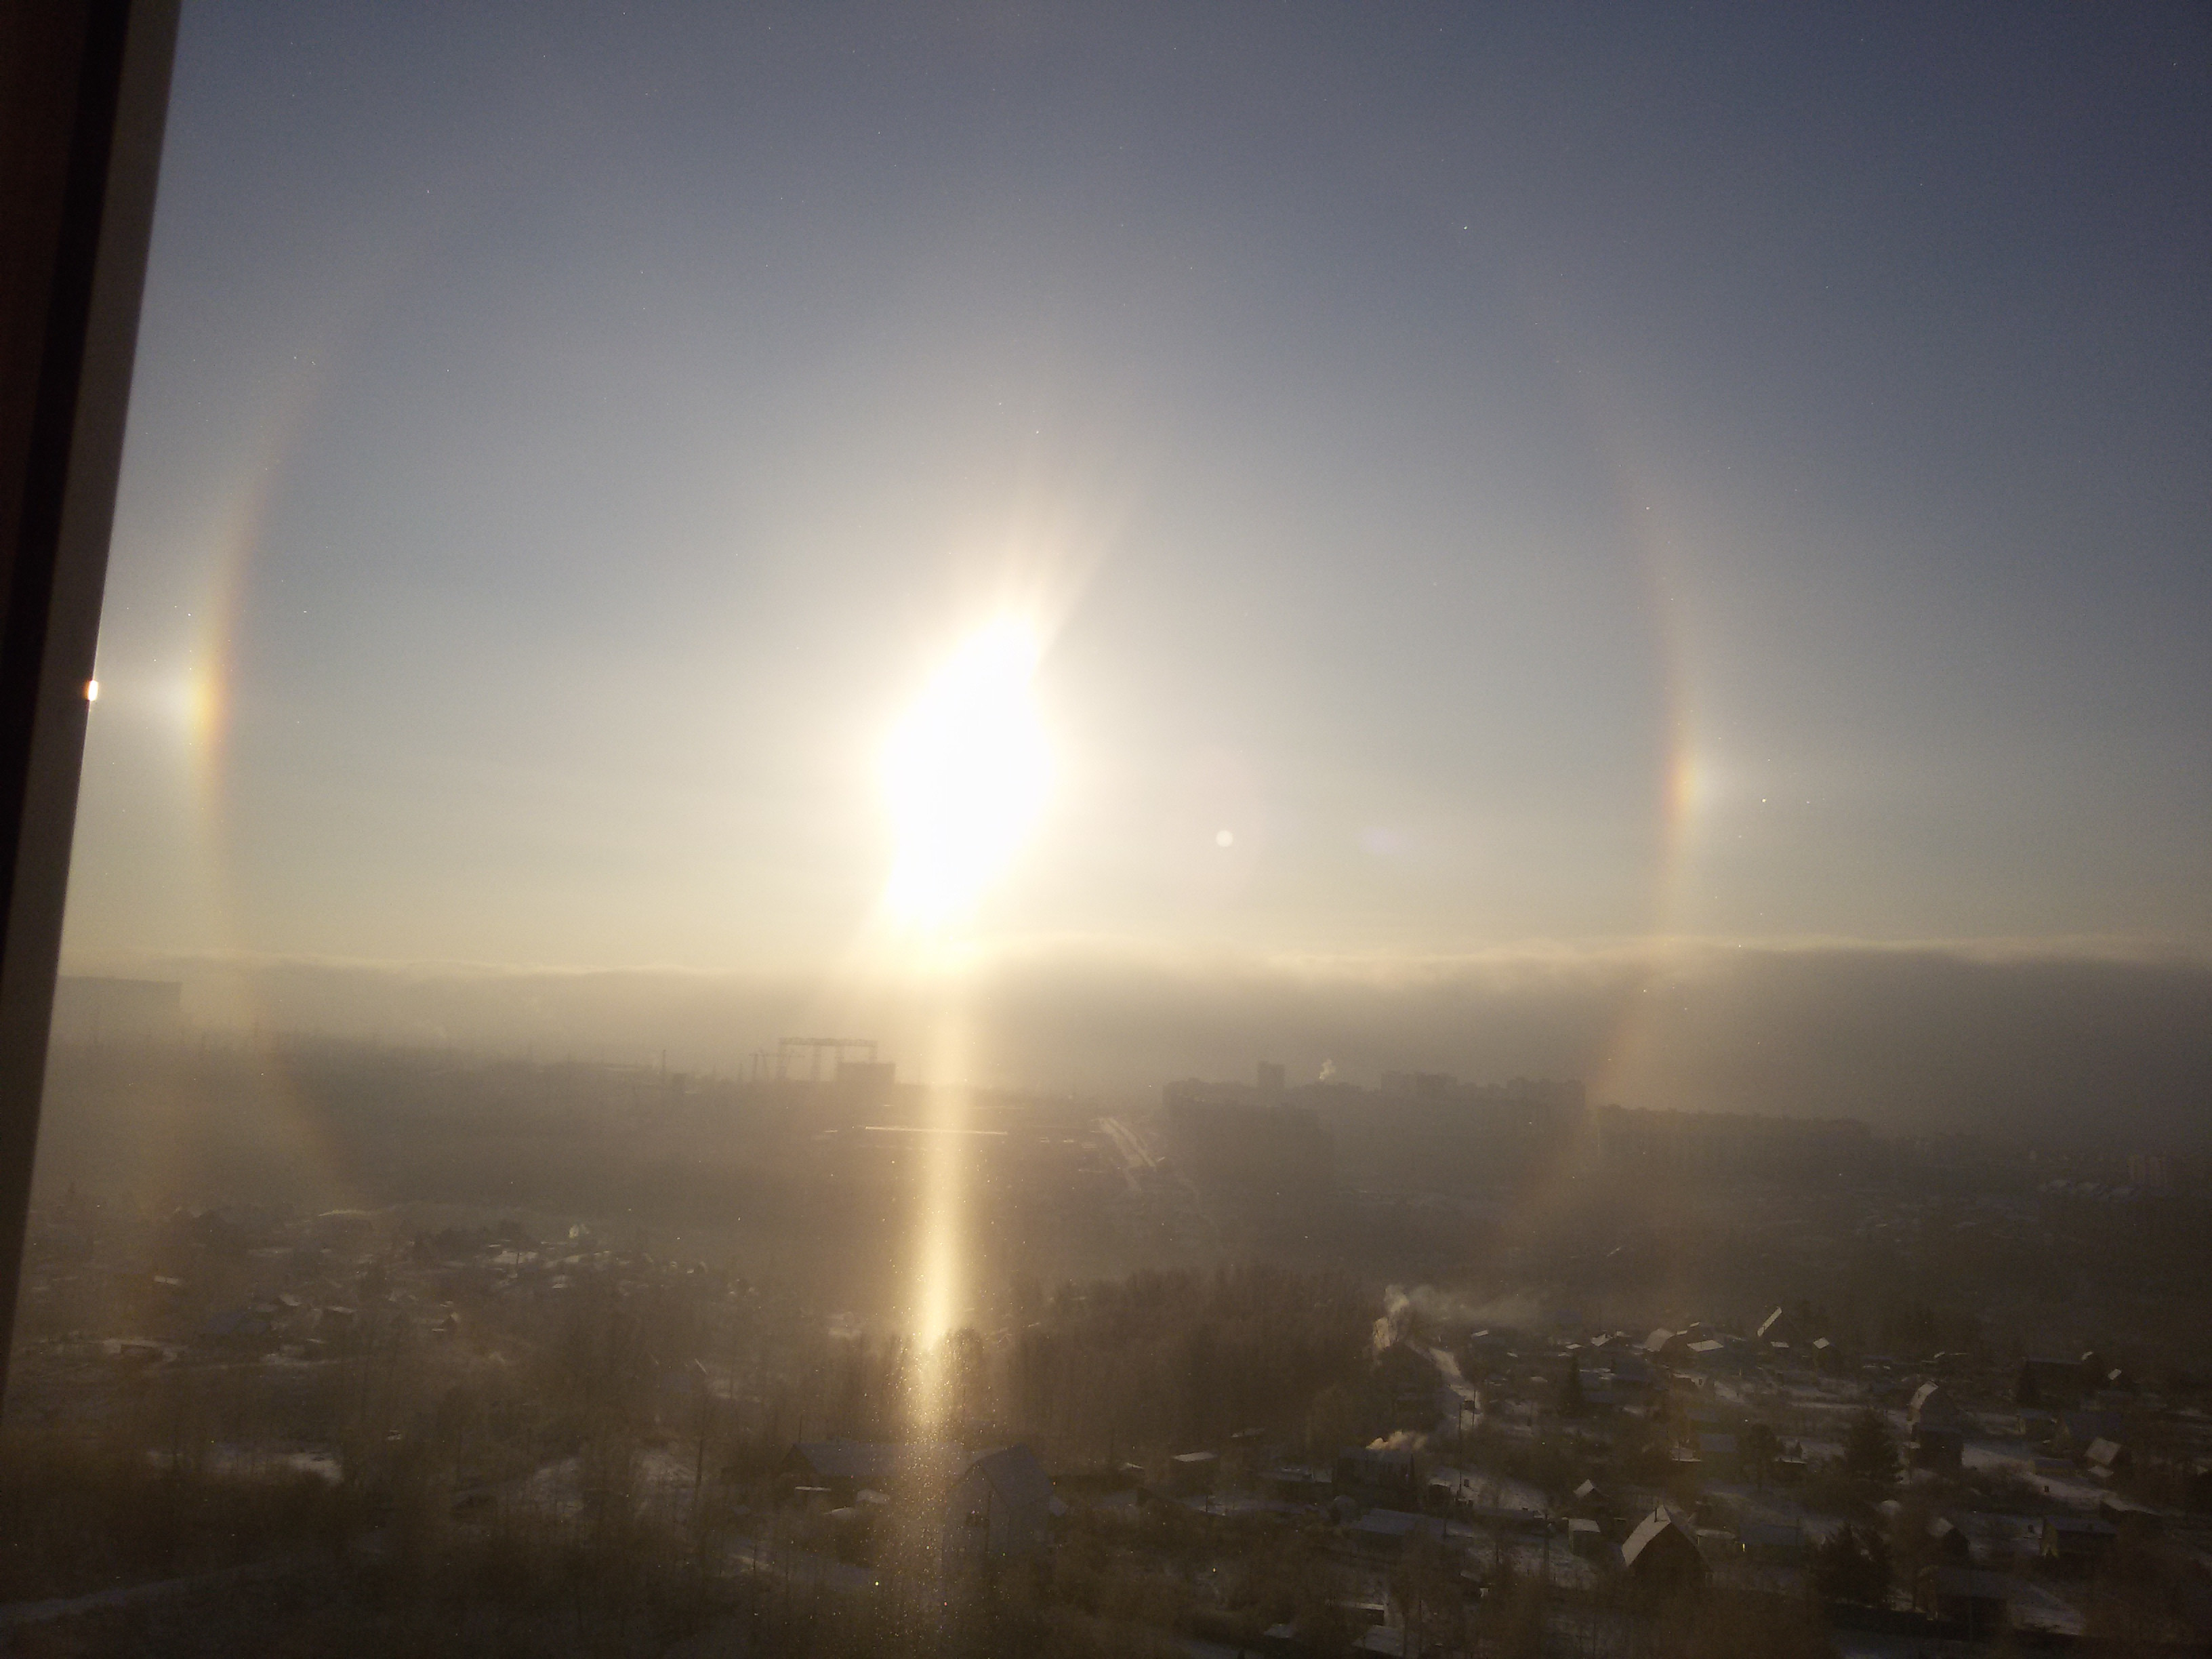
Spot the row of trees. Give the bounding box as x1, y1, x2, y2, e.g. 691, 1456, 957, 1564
791, 1265, 1376, 1463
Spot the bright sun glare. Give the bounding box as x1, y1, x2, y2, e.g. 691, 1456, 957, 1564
882, 619, 1050, 928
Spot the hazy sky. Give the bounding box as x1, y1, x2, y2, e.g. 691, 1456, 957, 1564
62, 1, 2211, 980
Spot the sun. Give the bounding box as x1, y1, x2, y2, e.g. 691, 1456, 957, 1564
882, 619, 1050, 928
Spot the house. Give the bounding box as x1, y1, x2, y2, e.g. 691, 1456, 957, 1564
1621, 1507, 1706, 1593
1613, 1351, 1654, 1384
1166, 1450, 1218, 1496
1695, 1433, 1740, 1479
2055, 1410, 2127, 1456
1907, 1381, 1964, 1437
1921, 1566, 2011, 1638
2040, 1515, 2117, 1575
1568, 1517, 1605, 1557
1925, 1515, 1971, 1563
2083, 1437, 2131, 1479
1336, 1446, 1421, 1508
1347, 1507, 1448, 1558
2016, 1357, 2087, 1410
943, 1445, 1054, 1567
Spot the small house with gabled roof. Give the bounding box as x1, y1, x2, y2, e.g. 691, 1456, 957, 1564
943, 1443, 1055, 1567
1621, 1506, 1705, 1593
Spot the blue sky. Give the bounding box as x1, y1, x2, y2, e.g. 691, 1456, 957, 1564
62, 1, 2211, 977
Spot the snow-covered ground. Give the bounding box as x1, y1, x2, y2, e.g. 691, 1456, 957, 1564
1963, 1439, 2105, 1509
1428, 1464, 1547, 1515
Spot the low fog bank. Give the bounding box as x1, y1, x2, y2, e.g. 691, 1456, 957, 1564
68, 941, 2212, 1146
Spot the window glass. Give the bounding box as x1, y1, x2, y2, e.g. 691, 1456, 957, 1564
10, 7, 2209, 1654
